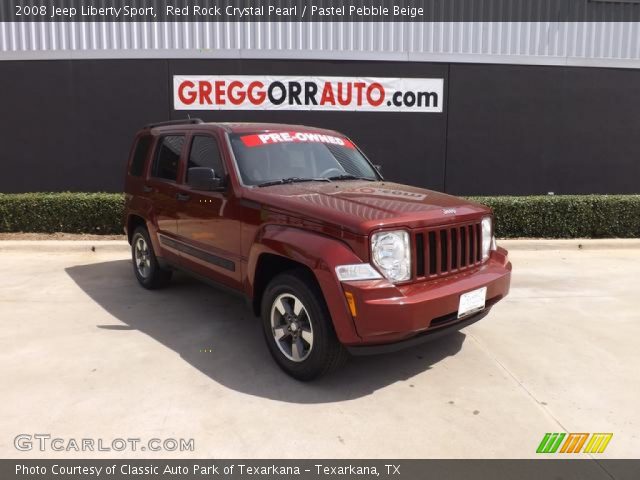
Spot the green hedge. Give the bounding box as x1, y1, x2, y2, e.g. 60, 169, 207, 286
0, 193, 124, 235
468, 195, 640, 238
0, 192, 638, 238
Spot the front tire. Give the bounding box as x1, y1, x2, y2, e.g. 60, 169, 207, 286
131, 227, 172, 289
261, 271, 348, 380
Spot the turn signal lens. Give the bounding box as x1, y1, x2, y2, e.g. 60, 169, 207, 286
344, 291, 357, 317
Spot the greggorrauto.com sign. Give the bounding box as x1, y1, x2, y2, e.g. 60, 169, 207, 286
174, 75, 443, 113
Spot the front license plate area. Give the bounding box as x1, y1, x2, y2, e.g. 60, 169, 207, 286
458, 287, 487, 319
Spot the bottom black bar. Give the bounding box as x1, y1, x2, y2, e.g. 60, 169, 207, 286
3, 460, 639, 480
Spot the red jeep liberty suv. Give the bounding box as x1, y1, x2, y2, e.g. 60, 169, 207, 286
124, 119, 512, 380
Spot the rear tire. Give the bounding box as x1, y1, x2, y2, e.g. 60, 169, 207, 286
261, 270, 348, 381
131, 227, 172, 289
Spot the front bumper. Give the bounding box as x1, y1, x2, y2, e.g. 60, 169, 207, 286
340, 248, 511, 346
347, 308, 491, 355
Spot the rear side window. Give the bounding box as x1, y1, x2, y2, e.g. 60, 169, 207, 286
152, 135, 185, 181
188, 136, 225, 180
129, 135, 151, 177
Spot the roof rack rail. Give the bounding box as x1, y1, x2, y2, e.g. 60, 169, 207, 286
144, 118, 204, 129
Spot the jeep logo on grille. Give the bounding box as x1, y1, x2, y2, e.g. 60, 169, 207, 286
443, 208, 457, 215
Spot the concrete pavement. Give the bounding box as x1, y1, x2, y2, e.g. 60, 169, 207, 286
0, 241, 638, 458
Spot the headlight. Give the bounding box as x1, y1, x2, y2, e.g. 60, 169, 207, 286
371, 230, 411, 282
481, 216, 493, 261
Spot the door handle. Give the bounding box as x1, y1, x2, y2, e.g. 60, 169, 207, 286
142, 185, 153, 193
176, 193, 191, 201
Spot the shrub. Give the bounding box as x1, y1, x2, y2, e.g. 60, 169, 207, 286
0, 192, 638, 238
0, 193, 124, 235
468, 195, 640, 238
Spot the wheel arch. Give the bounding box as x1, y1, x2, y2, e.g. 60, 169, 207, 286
251, 253, 317, 317
246, 225, 364, 344
126, 214, 147, 244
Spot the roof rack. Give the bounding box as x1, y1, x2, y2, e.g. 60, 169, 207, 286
144, 118, 204, 129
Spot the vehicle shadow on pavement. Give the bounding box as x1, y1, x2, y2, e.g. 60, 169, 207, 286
66, 260, 466, 404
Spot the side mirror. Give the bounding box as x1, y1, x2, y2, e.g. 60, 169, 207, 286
374, 164, 383, 174
187, 167, 225, 191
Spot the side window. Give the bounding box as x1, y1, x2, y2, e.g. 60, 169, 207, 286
152, 135, 185, 181
188, 136, 225, 181
130, 135, 151, 177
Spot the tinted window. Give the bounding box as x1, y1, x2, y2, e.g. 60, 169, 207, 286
188, 136, 224, 180
130, 135, 151, 177
152, 136, 184, 181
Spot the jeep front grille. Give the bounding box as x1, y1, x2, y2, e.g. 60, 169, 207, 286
413, 221, 483, 279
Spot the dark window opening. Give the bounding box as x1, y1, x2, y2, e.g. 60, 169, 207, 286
152, 135, 184, 181
188, 136, 225, 181
130, 135, 151, 177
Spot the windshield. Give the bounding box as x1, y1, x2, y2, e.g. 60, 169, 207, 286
228, 131, 379, 186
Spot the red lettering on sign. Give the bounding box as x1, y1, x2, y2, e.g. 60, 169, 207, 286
367, 82, 385, 106
214, 81, 226, 105
353, 82, 366, 106
336, 82, 352, 106
228, 81, 246, 105
178, 80, 197, 105
198, 81, 213, 105
247, 81, 266, 105
320, 83, 336, 105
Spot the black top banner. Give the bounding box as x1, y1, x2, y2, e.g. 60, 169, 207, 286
3, 0, 640, 22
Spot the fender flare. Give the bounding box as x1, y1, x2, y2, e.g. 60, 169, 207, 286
246, 225, 364, 344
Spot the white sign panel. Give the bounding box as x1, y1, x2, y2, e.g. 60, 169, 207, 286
174, 75, 443, 113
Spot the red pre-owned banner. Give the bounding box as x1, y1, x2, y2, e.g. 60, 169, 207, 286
174, 75, 443, 113
240, 131, 355, 148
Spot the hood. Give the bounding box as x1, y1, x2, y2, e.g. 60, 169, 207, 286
243, 181, 490, 235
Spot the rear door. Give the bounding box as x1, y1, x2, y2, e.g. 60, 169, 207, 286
175, 133, 242, 288
146, 134, 187, 262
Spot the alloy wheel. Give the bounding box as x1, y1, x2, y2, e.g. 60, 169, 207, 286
270, 293, 314, 362
134, 236, 152, 279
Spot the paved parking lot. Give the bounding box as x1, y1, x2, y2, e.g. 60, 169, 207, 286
0, 240, 638, 458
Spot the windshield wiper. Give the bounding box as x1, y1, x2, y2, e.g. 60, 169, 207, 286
326, 174, 376, 182
257, 177, 332, 187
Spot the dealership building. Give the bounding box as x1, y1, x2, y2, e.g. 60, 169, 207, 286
1, 1, 640, 195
